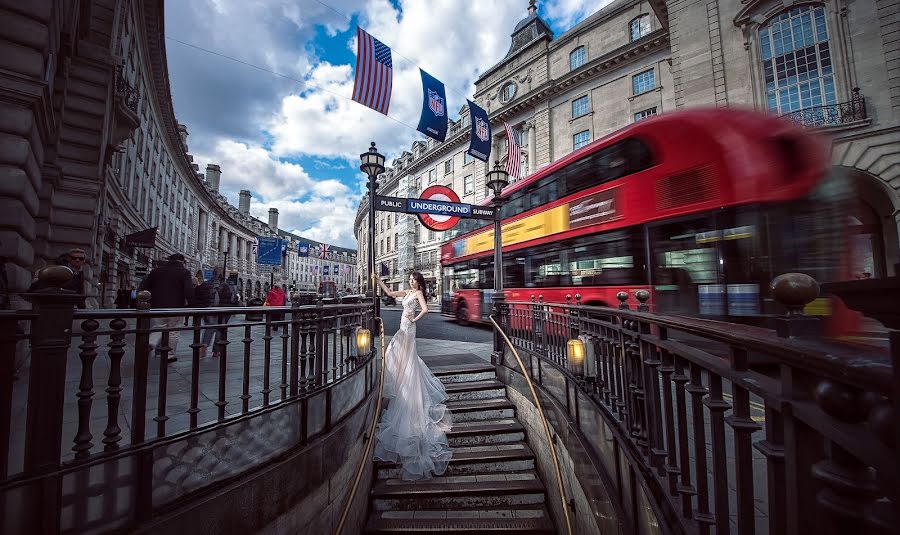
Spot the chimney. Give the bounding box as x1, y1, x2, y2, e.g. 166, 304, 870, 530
206, 164, 221, 192
268, 207, 279, 229
239, 190, 251, 214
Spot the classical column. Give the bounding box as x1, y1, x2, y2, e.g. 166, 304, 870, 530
527, 122, 537, 175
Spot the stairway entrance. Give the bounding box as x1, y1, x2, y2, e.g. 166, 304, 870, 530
365, 363, 557, 533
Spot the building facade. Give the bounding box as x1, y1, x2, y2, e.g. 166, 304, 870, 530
0, 0, 356, 310
355, 0, 900, 291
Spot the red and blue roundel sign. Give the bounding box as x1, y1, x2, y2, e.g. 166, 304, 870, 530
415, 185, 463, 232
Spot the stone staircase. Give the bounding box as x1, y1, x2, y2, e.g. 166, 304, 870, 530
365, 363, 556, 534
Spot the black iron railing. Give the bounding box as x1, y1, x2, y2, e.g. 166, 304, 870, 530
782, 88, 867, 128
115, 64, 140, 114
0, 268, 376, 533
499, 274, 896, 535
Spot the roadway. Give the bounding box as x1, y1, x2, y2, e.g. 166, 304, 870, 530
379, 307, 493, 343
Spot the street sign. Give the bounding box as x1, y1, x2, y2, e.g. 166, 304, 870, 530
257, 237, 283, 265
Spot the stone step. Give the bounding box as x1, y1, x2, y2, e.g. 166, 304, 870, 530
371, 471, 545, 511
365, 506, 555, 533
447, 397, 516, 422
448, 419, 525, 447
432, 363, 497, 384
377, 442, 535, 479
445, 379, 506, 402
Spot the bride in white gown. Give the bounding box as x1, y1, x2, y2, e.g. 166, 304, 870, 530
373, 272, 453, 480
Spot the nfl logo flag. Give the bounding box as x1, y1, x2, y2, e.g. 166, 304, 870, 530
466, 99, 491, 162
298, 243, 309, 257
428, 89, 444, 116
475, 117, 489, 142
416, 69, 448, 142
352, 27, 392, 115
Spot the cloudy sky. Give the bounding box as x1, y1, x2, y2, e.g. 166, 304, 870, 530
165, 0, 613, 248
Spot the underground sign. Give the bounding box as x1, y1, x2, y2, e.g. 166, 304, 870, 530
410, 185, 469, 231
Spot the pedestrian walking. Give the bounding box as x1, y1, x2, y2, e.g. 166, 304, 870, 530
195, 277, 217, 357
211, 279, 237, 358
138, 253, 194, 363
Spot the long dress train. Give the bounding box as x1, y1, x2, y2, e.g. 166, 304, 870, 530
373, 292, 453, 480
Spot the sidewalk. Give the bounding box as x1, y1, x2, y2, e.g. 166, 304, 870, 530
377, 334, 492, 362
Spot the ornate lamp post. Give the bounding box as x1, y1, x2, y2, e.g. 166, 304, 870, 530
360, 142, 386, 331
486, 161, 510, 364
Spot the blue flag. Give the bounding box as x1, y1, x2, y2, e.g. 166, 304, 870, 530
416, 69, 447, 142
467, 99, 491, 162
297, 243, 310, 257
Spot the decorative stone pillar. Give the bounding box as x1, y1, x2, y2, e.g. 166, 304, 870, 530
527, 121, 537, 175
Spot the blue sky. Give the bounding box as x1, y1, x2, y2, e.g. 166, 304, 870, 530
165, 0, 612, 247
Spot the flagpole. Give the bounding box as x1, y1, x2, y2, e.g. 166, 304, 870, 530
360, 142, 385, 332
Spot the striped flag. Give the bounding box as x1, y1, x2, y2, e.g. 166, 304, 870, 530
352, 28, 393, 115
504, 122, 522, 180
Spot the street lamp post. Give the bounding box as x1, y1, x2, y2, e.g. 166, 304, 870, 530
486, 161, 510, 365
360, 142, 386, 331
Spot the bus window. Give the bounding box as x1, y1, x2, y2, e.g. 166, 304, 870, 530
650, 216, 720, 314
568, 230, 646, 286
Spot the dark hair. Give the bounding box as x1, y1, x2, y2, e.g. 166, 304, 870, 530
168, 253, 185, 262
410, 271, 427, 293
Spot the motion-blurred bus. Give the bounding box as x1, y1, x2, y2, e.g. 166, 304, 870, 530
441, 108, 854, 333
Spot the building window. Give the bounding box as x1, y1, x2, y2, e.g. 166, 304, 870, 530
634, 107, 657, 121
429, 168, 436, 184
759, 5, 835, 114
464, 174, 474, 195
464, 152, 473, 165
415, 177, 422, 192
632, 69, 656, 95
500, 82, 516, 103
444, 159, 453, 174
571, 95, 589, 118
573, 130, 590, 150
570, 46, 586, 70
629, 15, 651, 41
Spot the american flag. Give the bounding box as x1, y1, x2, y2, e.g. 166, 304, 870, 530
352, 28, 393, 115
504, 122, 521, 180
320, 243, 330, 259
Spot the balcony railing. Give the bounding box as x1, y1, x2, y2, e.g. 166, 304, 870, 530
782, 88, 867, 128
114, 65, 140, 114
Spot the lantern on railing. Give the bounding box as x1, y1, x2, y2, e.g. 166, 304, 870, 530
567, 338, 585, 376
355, 327, 372, 356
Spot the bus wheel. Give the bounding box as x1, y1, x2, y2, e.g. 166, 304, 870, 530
456, 304, 469, 326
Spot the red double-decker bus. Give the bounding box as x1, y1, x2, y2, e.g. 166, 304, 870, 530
441, 108, 853, 331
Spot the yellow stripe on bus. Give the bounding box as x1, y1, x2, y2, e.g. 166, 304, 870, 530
465, 204, 571, 255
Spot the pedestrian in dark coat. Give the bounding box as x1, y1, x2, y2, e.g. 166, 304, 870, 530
138, 254, 194, 362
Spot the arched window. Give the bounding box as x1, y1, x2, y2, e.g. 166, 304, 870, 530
759, 5, 835, 114
629, 15, 651, 41
570, 46, 586, 70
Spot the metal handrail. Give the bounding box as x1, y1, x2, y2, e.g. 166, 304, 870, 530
334, 317, 386, 535
489, 314, 574, 535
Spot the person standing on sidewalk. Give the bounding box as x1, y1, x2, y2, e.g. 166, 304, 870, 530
194, 277, 217, 357
210, 279, 236, 358
139, 253, 194, 363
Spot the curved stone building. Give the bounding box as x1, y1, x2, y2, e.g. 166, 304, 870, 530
0, 0, 356, 309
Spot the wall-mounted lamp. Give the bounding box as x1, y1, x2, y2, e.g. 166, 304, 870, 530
567, 338, 585, 377
355, 327, 372, 356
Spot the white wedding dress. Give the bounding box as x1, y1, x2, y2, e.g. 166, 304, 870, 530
373, 291, 453, 480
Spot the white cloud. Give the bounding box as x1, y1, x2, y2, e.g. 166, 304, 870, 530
195, 139, 315, 200
171, 0, 606, 250
266, 0, 525, 164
